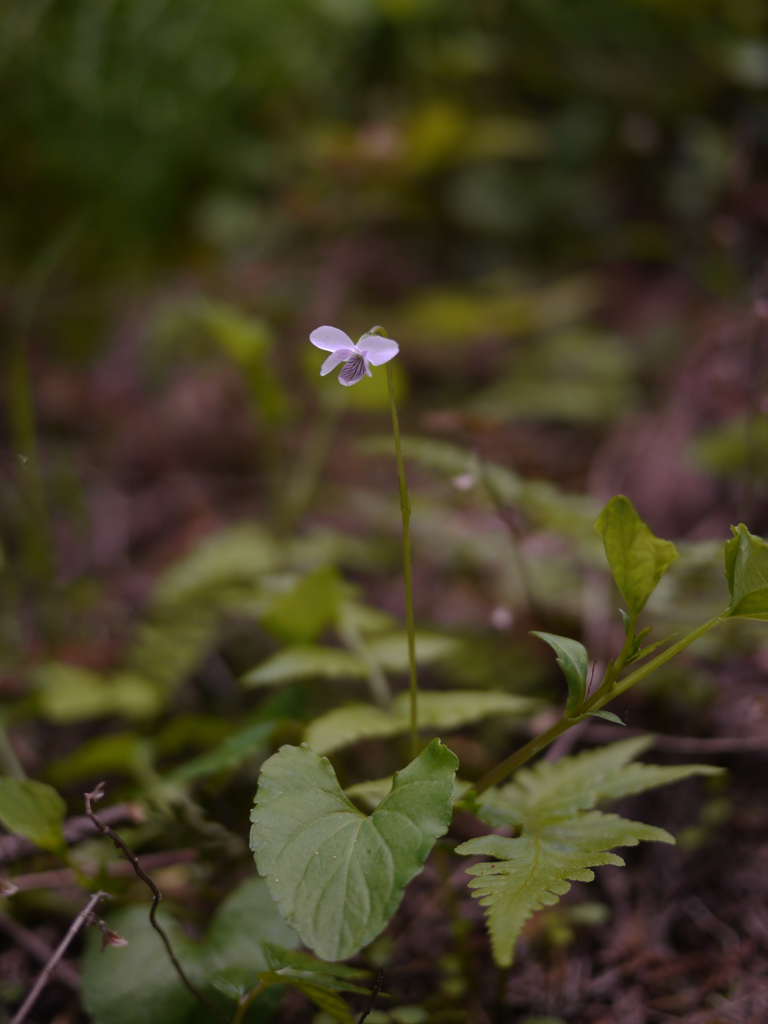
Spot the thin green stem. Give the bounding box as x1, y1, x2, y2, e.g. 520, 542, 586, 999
231, 982, 266, 1024
587, 612, 723, 707
588, 612, 637, 703
386, 362, 418, 760
473, 611, 725, 795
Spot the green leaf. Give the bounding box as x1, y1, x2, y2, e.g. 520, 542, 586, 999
128, 610, 218, 696
262, 567, 344, 644
0, 778, 66, 853
306, 691, 539, 756
530, 632, 587, 717
723, 523, 768, 619
459, 737, 722, 966
456, 811, 672, 967
594, 496, 679, 618
243, 634, 463, 691
201, 303, 288, 424
587, 710, 624, 725
242, 647, 366, 688
152, 524, 275, 608
476, 737, 721, 830
47, 733, 154, 788
347, 776, 473, 812
261, 942, 370, 984
306, 705, 403, 755
366, 632, 459, 671
256, 973, 357, 1024
250, 738, 458, 961
34, 664, 161, 723
166, 719, 276, 783
81, 878, 299, 1024
256, 945, 370, 1022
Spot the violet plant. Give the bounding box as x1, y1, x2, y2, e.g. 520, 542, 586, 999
4, 325, 767, 1023
248, 328, 768, 973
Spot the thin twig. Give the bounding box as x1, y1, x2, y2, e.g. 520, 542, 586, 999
0, 801, 143, 865
84, 783, 227, 1024
357, 966, 385, 1024
3, 848, 199, 894
0, 913, 80, 991
584, 724, 768, 754
10, 890, 107, 1024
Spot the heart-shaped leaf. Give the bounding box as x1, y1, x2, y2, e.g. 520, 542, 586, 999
723, 524, 768, 620
595, 496, 678, 618
530, 632, 587, 717
250, 739, 458, 961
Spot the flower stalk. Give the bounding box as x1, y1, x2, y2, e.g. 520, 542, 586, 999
386, 361, 419, 760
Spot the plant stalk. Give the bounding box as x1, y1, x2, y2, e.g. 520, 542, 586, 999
473, 611, 724, 795
386, 362, 418, 760
231, 982, 265, 1024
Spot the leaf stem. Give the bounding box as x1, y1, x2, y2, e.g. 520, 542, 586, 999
386, 361, 418, 760
473, 612, 724, 795
231, 982, 266, 1024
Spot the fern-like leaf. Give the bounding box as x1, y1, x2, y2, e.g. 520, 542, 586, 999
458, 738, 723, 966
457, 811, 672, 967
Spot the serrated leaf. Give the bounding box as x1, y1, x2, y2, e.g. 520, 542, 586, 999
250, 739, 458, 961
306, 691, 539, 756
595, 496, 679, 618
456, 811, 673, 967
723, 523, 768, 619
476, 737, 720, 829
530, 632, 587, 717
587, 710, 625, 725
262, 566, 344, 644
242, 647, 367, 688
0, 778, 66, 853
463, 737, 722, 966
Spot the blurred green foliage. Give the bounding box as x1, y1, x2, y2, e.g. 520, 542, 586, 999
2, 0, 768, 276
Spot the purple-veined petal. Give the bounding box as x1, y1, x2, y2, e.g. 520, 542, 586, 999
310, 325, 354, 352
338, 353, 368, 386
357, 334, 399, 366
320, 349, 354, 376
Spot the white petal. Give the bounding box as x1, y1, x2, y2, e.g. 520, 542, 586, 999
320, 349, 354, 375
357, 334, 399, 366
310, 325, 354, 352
